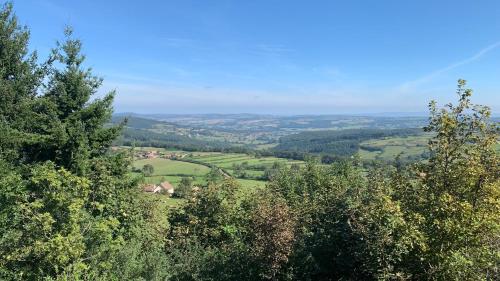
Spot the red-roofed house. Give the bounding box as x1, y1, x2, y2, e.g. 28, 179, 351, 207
142, 184, 162, 193
160, 181, 175, 196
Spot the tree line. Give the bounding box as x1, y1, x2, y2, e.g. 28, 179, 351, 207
273, 128, 423, 157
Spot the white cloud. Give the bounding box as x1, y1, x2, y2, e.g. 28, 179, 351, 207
399, 41, 500, 91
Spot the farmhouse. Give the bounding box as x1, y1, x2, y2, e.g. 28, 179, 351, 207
146, 150, 158, 159
142, 184, 162, 193
160, 181, 175, 196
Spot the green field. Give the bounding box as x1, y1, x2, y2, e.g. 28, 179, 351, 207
132, 158, 267, 212
129, 148, 302, 194
132, 158, 210, 190
185, 152, 304, 180
132, 133, 445, 221
129, 133, 440, 196
133, 158, 210, 176
358, 134, 429, 161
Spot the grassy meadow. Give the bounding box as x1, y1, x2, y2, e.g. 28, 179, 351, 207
185, 152, 304, 179
133, 158, 210, 176
130, 133, 436, 197
129, 147, 307, 196
358, 134, 430, 161
130, 150, 279, 193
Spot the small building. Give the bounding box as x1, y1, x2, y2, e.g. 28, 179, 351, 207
142, 184, 162, 193
146, 151, 158, 159
160, 181, 175, 196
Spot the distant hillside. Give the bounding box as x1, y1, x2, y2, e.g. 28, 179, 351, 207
111, 115, 172, 129
110, 114, 429, 158
114, 113, 428, 132
273, 128, 423, 157
111, 116, 245, 152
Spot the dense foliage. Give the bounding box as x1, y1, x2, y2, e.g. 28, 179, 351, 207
0, 3, 498, 280
0, 4, 165, 280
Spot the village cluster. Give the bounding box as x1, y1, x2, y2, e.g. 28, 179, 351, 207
134, 150, 188, 160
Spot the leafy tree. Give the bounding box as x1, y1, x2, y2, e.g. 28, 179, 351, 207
267, 160, 426, 280
403, 80, 500, 279
269, 161, 366, 280
167, 180, 297, 280
205, 166, 224, 184
232, 163, 248, 178
175, 176, 193, 198
263, 161, 284, 180
0, 163, 90, 278
244, 190, 296, 280
168, 180, 238, 246
142, 164, 154, 176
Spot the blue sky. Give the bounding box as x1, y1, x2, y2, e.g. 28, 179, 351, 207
15, 0, 500, 114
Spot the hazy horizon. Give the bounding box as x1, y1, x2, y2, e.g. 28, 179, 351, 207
114, 111, 431, 117
17, 0, 500, 114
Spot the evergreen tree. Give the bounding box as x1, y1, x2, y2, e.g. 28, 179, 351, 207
24, 27, 123, 175
0, 4, 151, 279
0, 2, 44, 163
